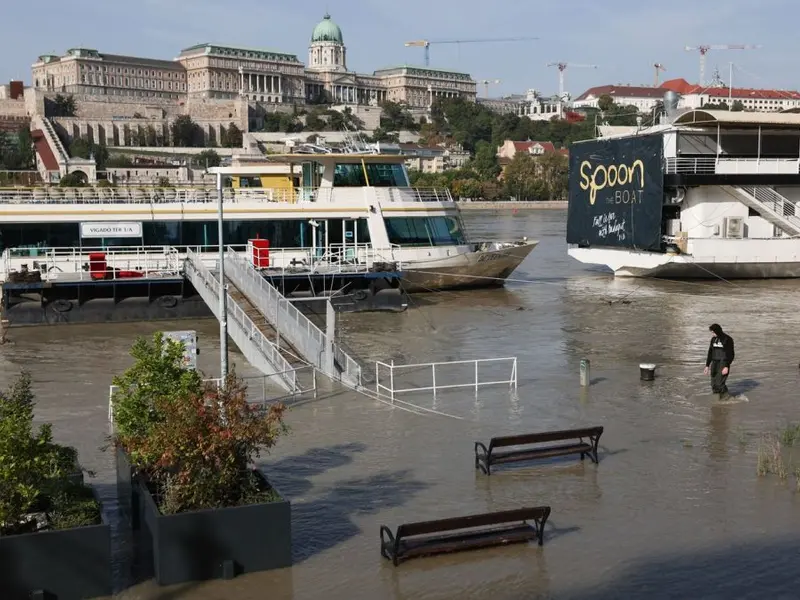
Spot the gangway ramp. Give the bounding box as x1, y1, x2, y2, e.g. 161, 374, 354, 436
183, 249, 314, 395
223, 248, 363, 388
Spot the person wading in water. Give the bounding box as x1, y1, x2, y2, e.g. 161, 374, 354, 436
704, 323, 735, 400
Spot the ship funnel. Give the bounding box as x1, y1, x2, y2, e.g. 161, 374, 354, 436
664, 90, 681, 120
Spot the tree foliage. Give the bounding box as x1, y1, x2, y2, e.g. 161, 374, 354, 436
111, 333, 287, 514
0, 372, 99, 535
170, 115, 202, 147
0, 127, 35, 170
224, 122, 243, 148
379, 101, 418, 132
197, 149, 221, 168
51, 94, 77, 117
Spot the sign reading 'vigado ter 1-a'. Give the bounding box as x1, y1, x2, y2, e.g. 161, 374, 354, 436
566, 134, 664, 251
80, 222, 143, 238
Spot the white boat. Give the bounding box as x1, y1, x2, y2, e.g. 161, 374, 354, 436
567, 100, 800, 279
0, 152, 537, 291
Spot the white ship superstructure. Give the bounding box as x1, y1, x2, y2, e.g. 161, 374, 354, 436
567, 100, 800, 279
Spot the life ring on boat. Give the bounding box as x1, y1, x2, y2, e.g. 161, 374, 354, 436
157, 295, 178, 309
353, 290, 369, 302
51, 299, 72, 313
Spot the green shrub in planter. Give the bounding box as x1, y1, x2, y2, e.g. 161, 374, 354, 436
112, 333, 290, 583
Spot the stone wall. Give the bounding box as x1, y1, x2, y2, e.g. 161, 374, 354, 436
0, 97, 29, 118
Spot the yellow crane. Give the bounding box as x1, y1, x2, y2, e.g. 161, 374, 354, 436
404, 37, 538, 67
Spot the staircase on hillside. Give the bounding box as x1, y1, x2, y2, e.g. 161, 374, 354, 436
727, 185, 800, 237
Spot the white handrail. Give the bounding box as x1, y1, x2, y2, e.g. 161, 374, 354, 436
375, 357, 517, 402
184, 248, 303, 392
225, 247, 363, 387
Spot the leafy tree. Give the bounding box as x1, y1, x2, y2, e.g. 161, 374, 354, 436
597, 94, 615, 112
732, 100, 745, 112
134, 127, 147, 147
146, 125, 158, 147
106, 154, 133, 168
111, 333, 286, 514
0, 127, 35, 170
68, 138, 91, 159
379, 101, 418, 132
52, 94, 77, 117
59, 171, 87, 187
0, 372, 97, 534
171, 115, 200, 147
470, 140, 500, 180
197, 149, 221, 168
224, 122, 243, 148
305, 108, 326, 131
536, 151, 569, 200
504, 152, 547, 200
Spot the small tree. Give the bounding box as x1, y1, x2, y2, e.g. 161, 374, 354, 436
224, 123, 243, 148
111, 333, 286, 514
171, 115, 199, 147
197, 149, 221, 169
69, 137, 91, 159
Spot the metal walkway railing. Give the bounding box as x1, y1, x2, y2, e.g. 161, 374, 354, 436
184, 248, 314, 395
224, 247, 363, 388
729, 186, 800, 237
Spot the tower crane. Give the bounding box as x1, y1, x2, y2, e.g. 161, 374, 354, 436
684, 44, 761, 86
477, 79, 501, 97
654, 63, 666, 86
404, 37, 538, 67
546, 62, 598, 100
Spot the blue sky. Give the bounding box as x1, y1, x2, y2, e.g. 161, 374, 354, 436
1, 0, 796, 97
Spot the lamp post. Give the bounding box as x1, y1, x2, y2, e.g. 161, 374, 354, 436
217, 171, 228, 383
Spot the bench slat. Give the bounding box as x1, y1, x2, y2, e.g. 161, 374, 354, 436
491, 443, 590, 463
397, 506, 549, 539
400, 523, 537, 558
491, 426, 603, 449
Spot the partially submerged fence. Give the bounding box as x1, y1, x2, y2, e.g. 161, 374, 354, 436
375, 357, 518, 402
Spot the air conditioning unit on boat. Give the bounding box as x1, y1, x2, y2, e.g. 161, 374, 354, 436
724, 217, 744, 239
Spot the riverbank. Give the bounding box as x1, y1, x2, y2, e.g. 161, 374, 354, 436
456, 200, 567, 210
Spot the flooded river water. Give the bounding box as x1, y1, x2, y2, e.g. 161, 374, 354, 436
2, 209, 800, 599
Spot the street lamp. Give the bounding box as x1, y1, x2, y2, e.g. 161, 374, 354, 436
217, 171, 228, 383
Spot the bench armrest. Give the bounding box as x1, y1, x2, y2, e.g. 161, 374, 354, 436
474, 441, 489, 459
380, 525, 397, 561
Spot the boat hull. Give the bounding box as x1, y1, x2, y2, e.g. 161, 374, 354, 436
401, 241, 538, 292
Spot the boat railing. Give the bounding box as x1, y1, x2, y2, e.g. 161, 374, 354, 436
0, 185, 454, 205
2, 245, 182, 282
244, 242, 401, 275
665, 156, 800, 175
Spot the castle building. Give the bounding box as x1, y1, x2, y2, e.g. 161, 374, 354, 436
30, 13, 476, 110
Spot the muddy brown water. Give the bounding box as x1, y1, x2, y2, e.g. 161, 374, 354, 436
2, 209, 800, 599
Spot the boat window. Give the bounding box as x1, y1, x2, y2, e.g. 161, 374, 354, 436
333, 162, 409, 187
383, 216, 466, 247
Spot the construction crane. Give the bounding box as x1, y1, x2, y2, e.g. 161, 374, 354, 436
654, 63, 666, 86
404, 37, 538, 67
477, 79, 501, 97
546, 62, 598, 100
684, 44, 761, 86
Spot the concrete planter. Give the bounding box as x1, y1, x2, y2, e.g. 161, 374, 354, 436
115, 445, 140, 530
137, 472, 292, 586
0, 505, 112, 599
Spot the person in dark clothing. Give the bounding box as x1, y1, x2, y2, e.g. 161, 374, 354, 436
704, 323, 735, 399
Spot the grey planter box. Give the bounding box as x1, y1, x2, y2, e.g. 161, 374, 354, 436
0, 512, 111, 600
115, 445, 139, 530
137, 472, 292, 586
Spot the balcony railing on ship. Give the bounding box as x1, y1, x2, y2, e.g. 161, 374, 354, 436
664, 157, 800, 175
0, 186, 453, 204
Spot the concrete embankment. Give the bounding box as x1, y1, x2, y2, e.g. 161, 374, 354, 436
456, 201, 568, 210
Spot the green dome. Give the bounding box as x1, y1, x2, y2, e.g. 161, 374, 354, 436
311, 13, 343, 44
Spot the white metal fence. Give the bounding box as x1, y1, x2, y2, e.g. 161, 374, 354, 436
374, 357, 518, 402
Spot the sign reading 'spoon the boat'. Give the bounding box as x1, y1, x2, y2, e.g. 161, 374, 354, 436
80, 222, 143, 238
566, 134, 664, 251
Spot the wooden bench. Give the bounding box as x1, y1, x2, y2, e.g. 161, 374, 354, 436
380, 506, 550, 566
475, 426, 603, 475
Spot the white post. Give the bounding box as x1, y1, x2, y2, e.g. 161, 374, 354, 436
475, 360, 479, 396
375, 362, 380, 396
390, 359, 395, 404
728, 62, 733, 110
325, 299, 335, 378
432, 363, 437, 399
275, 297, 280, 349
217, 172, 228, 384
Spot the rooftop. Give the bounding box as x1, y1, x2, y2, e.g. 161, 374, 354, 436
673, 109, 800, 127
574, 84, 667, 101
179, 43, 301, 62
373, 65, 473, 80
661, 78, 800, 100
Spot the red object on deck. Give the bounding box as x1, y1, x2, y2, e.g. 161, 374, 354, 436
88, 252, 107, 280
117, 270, 145, 279
250, 238, 270, 268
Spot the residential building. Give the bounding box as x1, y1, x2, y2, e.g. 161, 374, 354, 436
573, 78, 800, 113
496, 139, 567, 176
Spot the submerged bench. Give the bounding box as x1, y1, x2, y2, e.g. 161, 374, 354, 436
475, 426, 604, 475
380, 506, 551, 566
